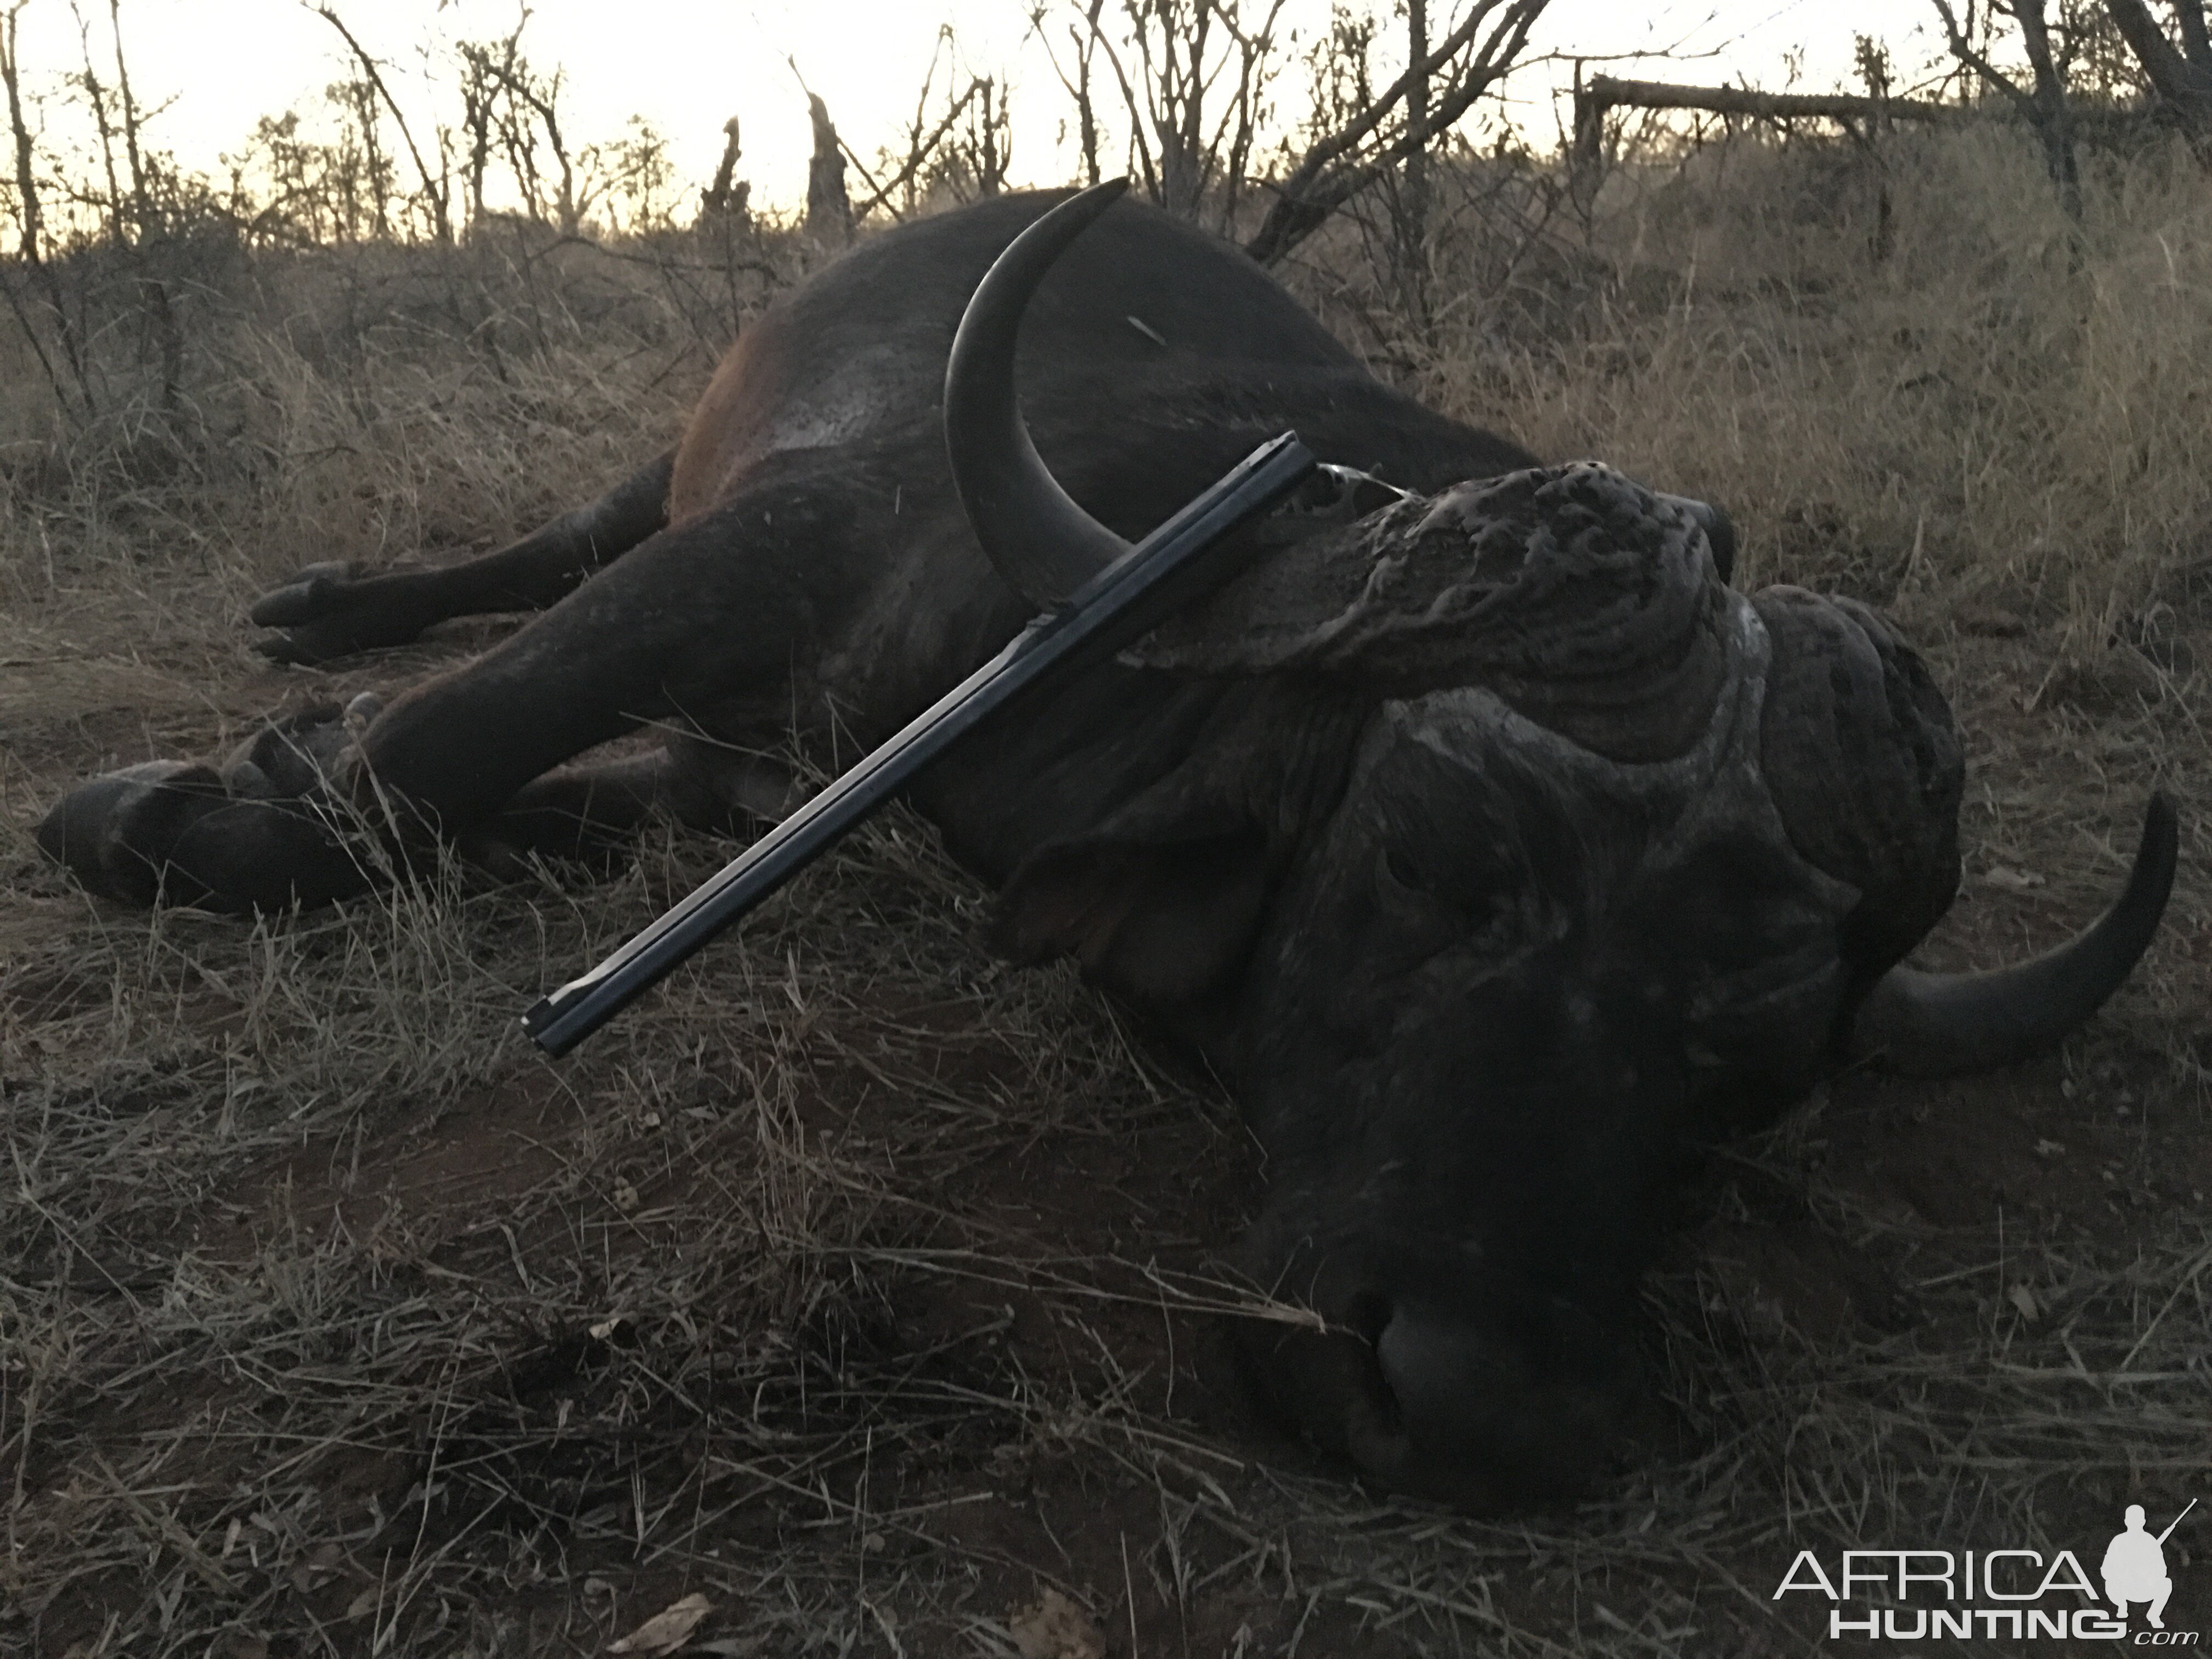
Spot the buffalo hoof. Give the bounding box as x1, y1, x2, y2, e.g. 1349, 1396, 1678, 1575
166, 799, 378, 911
37, 761, 230, 906
38, 704, 385, 912
219, 697, 375, 796
251, 562, 427, 664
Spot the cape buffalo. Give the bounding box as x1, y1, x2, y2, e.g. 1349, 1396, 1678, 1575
37, 182, 2176, 1508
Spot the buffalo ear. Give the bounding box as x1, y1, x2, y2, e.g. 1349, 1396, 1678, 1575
990, 680, 1362, 1008
994, 830, 1271, 1007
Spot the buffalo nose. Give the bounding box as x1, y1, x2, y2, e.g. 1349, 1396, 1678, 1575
1236, 1283, 1633, 1509
1356, 1300, 1629, 1503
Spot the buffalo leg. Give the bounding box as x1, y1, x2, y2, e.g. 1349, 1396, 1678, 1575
250, 449, 677, 664
42, 475, 867, 911
457, 740, 804, 876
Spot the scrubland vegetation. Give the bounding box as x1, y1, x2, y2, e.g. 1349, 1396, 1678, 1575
2, 4, 2209, 1653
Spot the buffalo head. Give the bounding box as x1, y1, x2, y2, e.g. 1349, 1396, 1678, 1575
943, 184, 2177, 1507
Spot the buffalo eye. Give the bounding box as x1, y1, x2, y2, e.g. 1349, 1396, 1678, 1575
1382, 844, 1477, 909
1376, 843, 1511, 946
1384, 845, 1429, 895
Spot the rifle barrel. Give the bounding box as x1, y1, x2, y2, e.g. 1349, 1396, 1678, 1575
521, 430, 1316, 1058
2155, 1497, 2196, 1545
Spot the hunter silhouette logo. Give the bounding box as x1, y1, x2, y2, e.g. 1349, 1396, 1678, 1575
1773, 1499, 2199, 1642
2106, 1502, 2194, 1632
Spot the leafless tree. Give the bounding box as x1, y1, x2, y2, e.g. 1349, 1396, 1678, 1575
442, 15, 604, 238
1933, 0, 2083, 217
1398, 0, 1431, 320
853, 29, 1004, 218
589, 115, 674, 233
1076, 0, 1289, 224
1246, 0, 1550, 266
490, 55, 583, 234
323, 74, 394, 236
94, 0, 179, 400
50, 0, 184, 407
67, 7, 128, 236
2050, 0, 2149, 104
1029, 0, 1108, 186
456, 32, 515, 230
0, 0, 91, 414
2102, 0, 2212, 161
701, 115, 748, 220
805, 92, 851, 242
308, 4, 453, 241
938, 73, 1012, 200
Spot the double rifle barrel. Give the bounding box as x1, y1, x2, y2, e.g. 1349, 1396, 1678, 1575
521, 430, 1318, 1058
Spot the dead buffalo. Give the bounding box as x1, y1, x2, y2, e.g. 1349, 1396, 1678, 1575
37, 183, 2176, 1508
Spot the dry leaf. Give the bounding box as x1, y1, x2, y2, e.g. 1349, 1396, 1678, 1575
345, 1585, 381, 1621
1008, 1588, 1106, 1659
608, 1592, 713, 1656
2008, 1283, 2041, 1321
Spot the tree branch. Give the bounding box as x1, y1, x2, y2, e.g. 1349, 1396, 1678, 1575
1245, 0, 1549, 267
1929, 0, 2039, 117
309, 3, 451, 240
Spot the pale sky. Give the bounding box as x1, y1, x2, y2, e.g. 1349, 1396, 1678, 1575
4, 1, 1960, 219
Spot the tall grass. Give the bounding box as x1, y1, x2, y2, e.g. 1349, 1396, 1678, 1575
1462, 127, 2212, 662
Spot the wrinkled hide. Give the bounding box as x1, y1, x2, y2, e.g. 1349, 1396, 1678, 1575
974, 461, 1952, 1503
1132, 464, 1735, 763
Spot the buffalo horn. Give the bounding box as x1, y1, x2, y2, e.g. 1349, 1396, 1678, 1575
1848, 792, 2178, 1076
944, 180, 1133, 607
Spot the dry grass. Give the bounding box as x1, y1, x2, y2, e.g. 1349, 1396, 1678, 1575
3, 127, 2209, 1657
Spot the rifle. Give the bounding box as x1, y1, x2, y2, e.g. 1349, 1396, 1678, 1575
2157, 1498, 2197, 1545
522, 430, 1318, 1058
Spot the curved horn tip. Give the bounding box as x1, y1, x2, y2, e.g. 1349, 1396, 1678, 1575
2139, 788, 2180, 882
944, 183, 1136, 608
1849, 789, 2180, 1078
